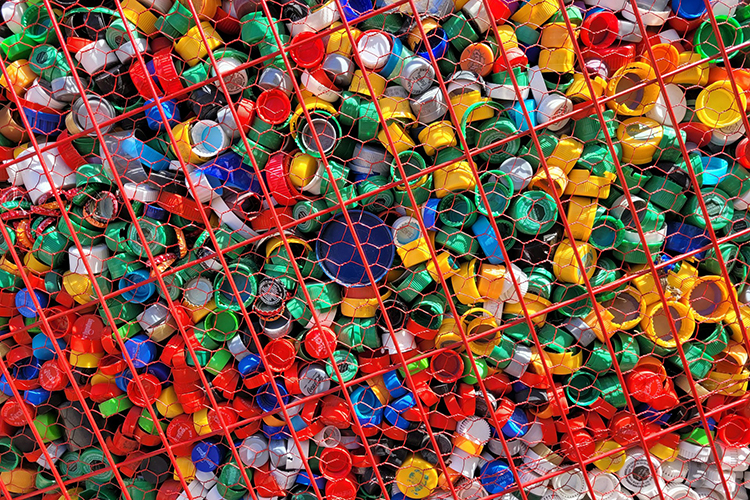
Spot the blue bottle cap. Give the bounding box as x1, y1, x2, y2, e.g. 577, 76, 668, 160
261, 423, 291, 440
238, 353, 263, 377
509, 98, 537, 132
144, 98, 180, 131
192, 441, 224, 472
665, 221, 710, 259
316, 210, 395, 287
119, 269, 157, 304
471, 215, 505, 264
144, 204, 169, 221
31, 333, 65, 361
115, 368, 133, 392
15, 288, 49, 318
24, 387, 51, 406
672, 0, 707, 19
502, 406, 530, 439
383, 406, 411, 429
124, 334, 157, 369
382, 370, 409, 398
296, 470, 327, 489
350, 385, 384, 427
256, 381, 289, 413
422, 198, 441, 230
390, 392, 417, 413
480, 459, 515, 495
146, 362, 171, 382
701, 155, 729, 186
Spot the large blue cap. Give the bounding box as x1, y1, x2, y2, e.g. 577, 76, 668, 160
192, 441, 224, 472
15, 288, 49, 318
502, 406, 530, 439
672, 0, 707, 19
124, 334, 157, 369
316, 210, 395, 287
480, 459, 515, 494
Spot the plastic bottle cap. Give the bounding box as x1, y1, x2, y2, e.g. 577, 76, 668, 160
290, 32, 326, 68
256, 89, 291, 125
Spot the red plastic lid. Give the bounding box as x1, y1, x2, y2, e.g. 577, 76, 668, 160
207, 404, 239, 431
213, 366, 241, 399
486, 0, 511, 23
305, 326, 337, 359
38, 359, 68, 392
70, 314, 105, 353
680, 121, 713, 147
320, 395, 350, 428
430, 350, 464, 383
89, 382, 122, 403
580, 10, 618, 49
122, 406, 142, 436
127, 373, 163, 407
166, 414, 198, 455
326, 475, 358, 500
234, 98, 256, 134
627, 370, 664, 403
610, 412, 640, 445
99, 355, 127, 376
320, 446, 353, 479
9, 315, 31, 345
718, 414, 750, 447
561, 429, 595, 459
737, 138, 750, 169
265, 338, 296, 372
256, 89, 291, 125
66, 37, 94, 54
157, 480, 183, 500
45, 307, 75, 338
290, 32, 326, 69
0, 398, 33, 427
429, 410, 457, 431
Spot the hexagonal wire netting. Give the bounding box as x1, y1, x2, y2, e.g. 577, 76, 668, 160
0, 0, 750, 499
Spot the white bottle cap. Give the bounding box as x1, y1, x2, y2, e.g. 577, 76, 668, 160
240, 435, 269, 467
537, 93, 573, 131
588, 471, 623, 500
76, 39, 118, 75
357, 31, 392, 71
68, 244, 109, 275
447, 446, 481, 477
645, 83, 686, 126
551, 469, 587, 500
382, 328, 416, 354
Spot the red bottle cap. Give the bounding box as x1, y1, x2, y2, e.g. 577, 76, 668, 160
304, 326, 337, 359
45, 307, 75, 338
99, 355, 127, 376
166, 414, 198, 456
9, 315, 32, 345
122, 406, 142, 436
610, 412, 640, 445
233, 98, 255, 134
495, 397, 516, 427
580, 9, 618, 49
284, 360, 301, 395
560, 429, 595, 459
89, 383, 122, 403
256, 89, 291, 125
127, 373, 163, 407
627, 369, 664, 404
736, 137, 750, 170
264, 338, 296, 372
39, 359, 68, 392
0, 398, 33, 427
70, 314, 105, 353
493, 46, 528, 73
157, 480, 183, 500
538, 417, 558, 446
429, 410, 457, 431
430, 350, 464, 383
680, 121, 713, 147
207, 404, 239, 431
290, 32, 326, 68
718, 414, 750, 447
320, 446, 353, 479
213, 365, 241, 399
320, 395, 350, 428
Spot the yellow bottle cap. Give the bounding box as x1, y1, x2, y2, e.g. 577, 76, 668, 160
174, 21, 224, 67
121, 0, 158, 34
69, 350, 104, 368
433, 159, 476, 197
396, 455, 439, 499
538, 47, 575, 73
378, 121, 416, 156
418, 121, 457, 156
174, 456, 197, 482
567, 196, 597, 241
593, 441, 626, 472
156, 385, 185, 418
62, 272, 95, 304
617, 117, 664, 165
553, 238, 598, 285
511, 0, 557, 26
0, 60, 36, 95
696, 80, 748, 129
606, 62, 660, 116
288, 152, 319, 189
193, 407, 212, 435
641, 300, 695, 349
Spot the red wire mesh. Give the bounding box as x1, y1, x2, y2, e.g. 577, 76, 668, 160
0, 0, 748, 500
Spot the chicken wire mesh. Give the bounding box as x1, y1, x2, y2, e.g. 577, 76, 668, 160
0, 0, 748, 499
